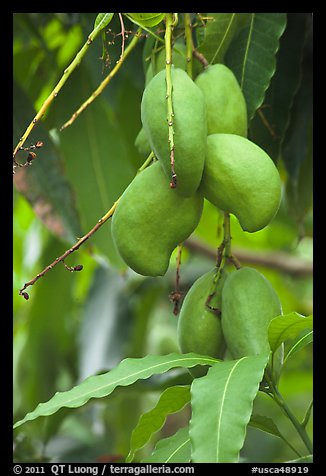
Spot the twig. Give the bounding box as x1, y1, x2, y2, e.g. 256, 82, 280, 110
192, 49, 209, 68
257, 108, 278, 140
184, 238, 313, 277
60, 29, 142, 131
13, 18, 110, 171
169, 243, 183, 315
19, 200, 119, 300
19, 152, 155, 299
165, 13, 177, 189
118, 13, 125, 58
184, 13, 193, 78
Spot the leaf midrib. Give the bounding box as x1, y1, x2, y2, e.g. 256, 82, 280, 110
215, 358, 244, 461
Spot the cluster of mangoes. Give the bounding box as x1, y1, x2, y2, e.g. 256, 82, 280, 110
112, 59, 281, 276
177, 266, 283, 377
111, 48, 284, 373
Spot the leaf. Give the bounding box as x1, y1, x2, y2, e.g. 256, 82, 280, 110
190, 353, 270, 463
14, 237, 78, 440
249, 414, 302, 458
13, 81, 82, 244
286, 455, 313, 463
283, 330, 313, 365
142, 426, 191, 463
225, 13, 287, 120
125, 13, 165, 28
78, 266, 134, 381
197, 13, 250, 64
249, 414, 285, 439
248, 13, 309, 163
127, 386, 191, 462
268, 313, 313, 352
94, 13, 114, 31
13, 353, 218, 429
50, 64, 137, 266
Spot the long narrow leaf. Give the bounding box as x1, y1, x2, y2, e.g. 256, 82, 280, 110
284, 330, 313, 364
190, 353, 270, 462
142, 426, 191, 463
198, 13, 250, 64
14, 353, 217, 429
94, 13, 114, 31
127, 385, 191, 462
225, 13, 287, 119
268, 313, 313, 352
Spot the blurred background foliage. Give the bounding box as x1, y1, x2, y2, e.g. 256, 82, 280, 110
13, 13, 312, 463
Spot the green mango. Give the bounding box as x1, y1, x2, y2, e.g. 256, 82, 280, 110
145, 41, 188, 86
221, 267, 282, 359
111, 162, 204, 277
178, 268, 227, 377
141, 68, 207, 197
134, 127, 151, 156
195, 64, 248, 136
200, 134, 282, 232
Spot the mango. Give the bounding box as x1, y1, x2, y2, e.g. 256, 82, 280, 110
178, 268, 227, 377
221, 267, 282, 359
200, 134, 282, 232
141, 68, 207, 197
111, 162, 204, 277
134, 127, 151, 157
195, 64, 248, 136
145, 41, 188, 87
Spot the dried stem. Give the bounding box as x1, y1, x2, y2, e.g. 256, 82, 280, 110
19, 200, 119, 299
13, 18, 109, 171
184, 238, 313, 277
19, 152, 155, 299
60, 28, 142, 131
170, 243, 183, 316
118, 13, 126, 58
192, 49, 209, 68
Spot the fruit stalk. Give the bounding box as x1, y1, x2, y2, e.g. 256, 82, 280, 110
184, 13, 193, 78
164, 13, 177, 188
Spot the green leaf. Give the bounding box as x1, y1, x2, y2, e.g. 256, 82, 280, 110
127, 385, 191, 462
268, 313, 313, 352
13, 81, 82, 244
284, 330, 313, 365
126, 13, 165, 28
225, 13, 287, 120
249, 13, 309, 162
13, 353, 218, 429
197, 13, 250, 64
190, 353, 270, 463
286, 455, 313, 463
94, 13, 114, 31
14, 237, 78, 440
249, 414, 284, 439
142, 426, 191, 463
51, 65, 136, 266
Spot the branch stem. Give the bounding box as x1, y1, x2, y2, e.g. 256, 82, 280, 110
266, 376, 313, 455
165, 13, 177, 188
19, 152, 154, 298
13, 18, 109, 164
184, 13, 193, 78
60, 28, 142, 131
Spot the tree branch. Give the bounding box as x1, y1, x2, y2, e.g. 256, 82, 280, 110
184, 238, 313, 277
